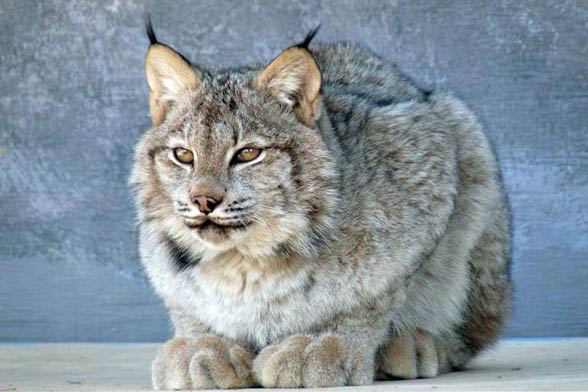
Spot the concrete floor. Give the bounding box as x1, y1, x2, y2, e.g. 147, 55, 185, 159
0, 339, 587, 391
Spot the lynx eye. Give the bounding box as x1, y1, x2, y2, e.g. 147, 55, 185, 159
234, 147, 262, 164
173, 147, 194, 164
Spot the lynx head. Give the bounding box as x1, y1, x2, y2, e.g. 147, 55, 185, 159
131, 20, 338, 262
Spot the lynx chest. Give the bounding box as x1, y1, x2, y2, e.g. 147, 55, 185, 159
176, 254, 334, 348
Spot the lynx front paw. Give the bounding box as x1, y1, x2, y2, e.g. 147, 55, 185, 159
152, 335, 254, 390
253, 334, 372, 388
379, 329, 448, 379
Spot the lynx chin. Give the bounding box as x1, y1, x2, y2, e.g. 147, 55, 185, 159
130, 19, 511, 390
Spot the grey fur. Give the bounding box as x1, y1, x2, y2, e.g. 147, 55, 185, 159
131, 35, 511, 389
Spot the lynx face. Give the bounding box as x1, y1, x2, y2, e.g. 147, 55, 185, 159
132, 35, 338, 260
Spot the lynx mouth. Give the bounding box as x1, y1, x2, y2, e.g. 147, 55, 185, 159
184, 217, 247, 229
183, 217, 248, 242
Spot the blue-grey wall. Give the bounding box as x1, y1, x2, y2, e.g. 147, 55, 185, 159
1, 0, 587, 341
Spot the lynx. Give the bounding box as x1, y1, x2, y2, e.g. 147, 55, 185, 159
130, 19, 511, 389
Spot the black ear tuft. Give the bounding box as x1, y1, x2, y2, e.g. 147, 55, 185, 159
144, 13, 158, 46
297, 25, 321, 49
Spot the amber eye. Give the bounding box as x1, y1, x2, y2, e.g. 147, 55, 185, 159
173, 147, 194, 164
234, 147, 262, 164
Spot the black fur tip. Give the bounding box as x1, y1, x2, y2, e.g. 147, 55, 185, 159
297, 25, 321, 49
144, 13, 158, 45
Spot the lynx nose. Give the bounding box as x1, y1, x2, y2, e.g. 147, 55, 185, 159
191, 195, 220, 214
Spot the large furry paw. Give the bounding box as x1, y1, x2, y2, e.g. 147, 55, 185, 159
253, 334, 373, 388
378, 329, 449, 379
152, 335, 254, 390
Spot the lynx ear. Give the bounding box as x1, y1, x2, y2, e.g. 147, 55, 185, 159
256, 28, 322, 126
144, 18, 200, 125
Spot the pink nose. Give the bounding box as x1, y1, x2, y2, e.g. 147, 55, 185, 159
191, 195, 220, 214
